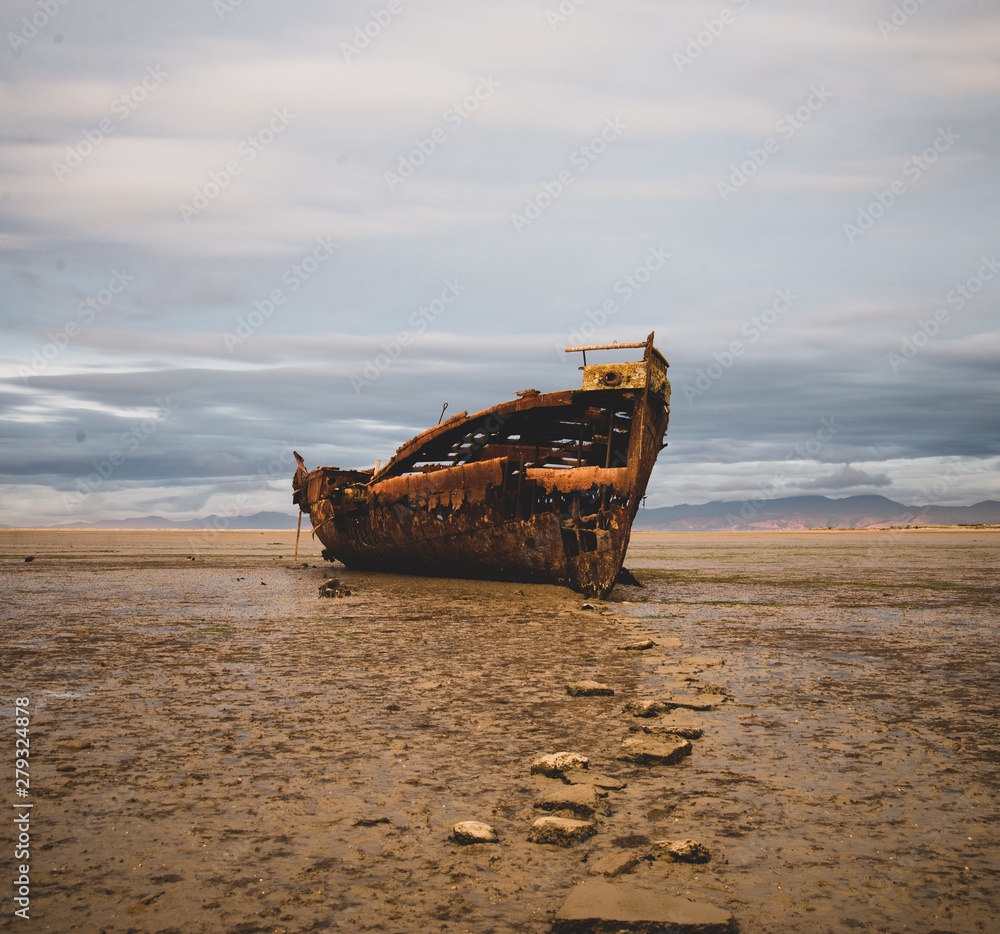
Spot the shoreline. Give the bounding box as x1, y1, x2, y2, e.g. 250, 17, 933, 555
2, 529, 997, 932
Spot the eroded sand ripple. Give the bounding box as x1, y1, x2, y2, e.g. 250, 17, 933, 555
1, 528, 997, 933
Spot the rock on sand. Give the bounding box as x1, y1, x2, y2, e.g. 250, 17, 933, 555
527, 816, 596, 846
616, 733, 693, 765
586, 851, 640, 878
533, 779, 604, 819
567, 681, 615, 697
530, 752, 589, 778
452, 821, 499, 844
652, 838, 712, 863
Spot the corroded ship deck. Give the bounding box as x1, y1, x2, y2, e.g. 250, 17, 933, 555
293, 334, 670, 597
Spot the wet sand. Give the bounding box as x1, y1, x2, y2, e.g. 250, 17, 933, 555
1, 527, 998, 933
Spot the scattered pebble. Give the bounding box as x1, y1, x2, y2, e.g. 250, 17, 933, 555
319, 579, 352, 598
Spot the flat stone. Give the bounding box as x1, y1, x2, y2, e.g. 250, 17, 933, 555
616, 733, 693, 766
628, 713, 704, 740
553, 880, 734, 933
527, 816, 596, 847
566, 772, 627, 791
587, 851, 640, 878
530, 752, 590, 778
567, 681, 615, 697
664, 693, 720, 711
452, 821, 499, 844
652, 838, 712, 863
618, 640, 657, 651
623, 700, 671, 718
533, 780, 603, 819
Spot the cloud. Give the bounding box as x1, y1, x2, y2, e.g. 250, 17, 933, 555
798, 463, 893, 491
1, 0, 998, 525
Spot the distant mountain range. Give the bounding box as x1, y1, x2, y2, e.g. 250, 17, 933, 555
3, 496, 998, 532
632, 495, 1000, 531
28, 511, 300, 531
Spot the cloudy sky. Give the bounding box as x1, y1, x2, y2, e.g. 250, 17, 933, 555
1, 0, 998, 527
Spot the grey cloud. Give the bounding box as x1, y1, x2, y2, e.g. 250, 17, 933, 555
797, 464, 893, 491
2, 0, 998, 523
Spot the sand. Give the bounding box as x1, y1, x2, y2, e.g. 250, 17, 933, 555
1, 527, 998, 933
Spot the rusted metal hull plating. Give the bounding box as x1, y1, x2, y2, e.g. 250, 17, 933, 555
293, 334, 670, 597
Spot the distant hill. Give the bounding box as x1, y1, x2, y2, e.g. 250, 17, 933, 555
7, 498, 999, 533
48, 511, 299, 531
632, 495, 1000, 531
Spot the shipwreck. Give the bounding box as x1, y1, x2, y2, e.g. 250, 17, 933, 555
292, 333, 670, 597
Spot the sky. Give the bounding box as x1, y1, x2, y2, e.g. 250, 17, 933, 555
1, 0, 998, 528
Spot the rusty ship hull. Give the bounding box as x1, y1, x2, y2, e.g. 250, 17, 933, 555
293, 334, 670, 597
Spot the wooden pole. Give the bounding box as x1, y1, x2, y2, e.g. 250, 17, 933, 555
294, 510, 302, 566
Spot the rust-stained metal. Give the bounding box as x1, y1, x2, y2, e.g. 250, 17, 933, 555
292, 332, 670, 597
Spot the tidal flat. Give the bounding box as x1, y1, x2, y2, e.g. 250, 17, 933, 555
1, 528, 998, 933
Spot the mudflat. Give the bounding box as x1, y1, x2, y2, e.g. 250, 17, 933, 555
1, 528, 997, 933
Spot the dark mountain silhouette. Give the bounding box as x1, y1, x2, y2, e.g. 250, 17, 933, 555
6, 499, 998, 532
633, 495, 1000, 531
46, 511, 299, 531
